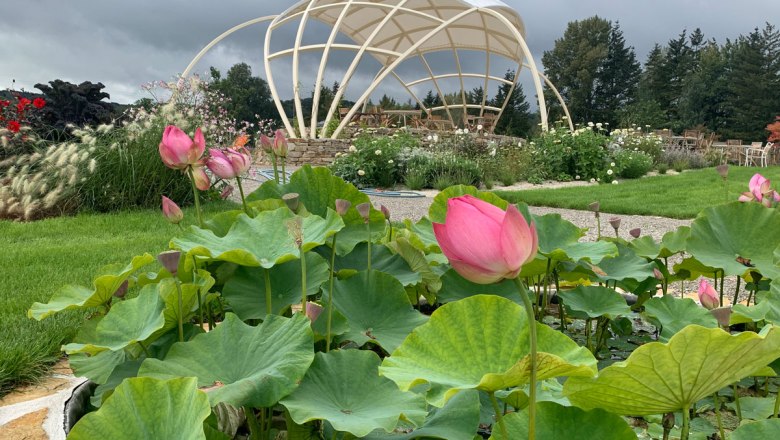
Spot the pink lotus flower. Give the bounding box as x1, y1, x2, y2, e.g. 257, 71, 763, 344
206, 147, 252, 179
738, 173, 780, 207
191, 166, 211, 191
159, 125, 205, 170
259, 134, 273, 153
698, 279, 719, 310
433, 195, 538, 284
273, 129, 288, 157
161, 195, 183, 224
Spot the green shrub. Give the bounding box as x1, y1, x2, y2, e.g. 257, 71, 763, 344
657, 163, 669, 174
609, 128, 665, 163
330, 130, 419, 188
612, 149, 654, 179
528, 126, 609, 181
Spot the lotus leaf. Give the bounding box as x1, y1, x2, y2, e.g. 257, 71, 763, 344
557, 286, 631, 319
388, 237, 442, 295
331, 270, 428, 352
563, 325, 780, 415
428, 185, 509, 223
281, 350, 427, 438
534, 214, 617, 264
437, 268, 522, 304
726, 396, 777, 420
404, 217, 441, 253
730, 418, 780, 439
673, 256, 719, 280
222, 252, 330, 319
642, 295, 718, 340
731, 278, 780, 325
172, 208, 343, 268
362, 390, 481, 440
68, 377, 210, 440
28, 253, 154, 320
69, 349, 127, 385
660, 226, 690, 257
90, 360, 143, 407
629, 235, 662, 259
687, 202, 780, 278
488, 401, 636, 440
379, 295, 597, 407
139, 313, 314, 407
321, 242, 421, 286
591, 244, 656, 282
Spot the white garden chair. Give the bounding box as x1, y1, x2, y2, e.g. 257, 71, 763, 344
745, 142, 774, 167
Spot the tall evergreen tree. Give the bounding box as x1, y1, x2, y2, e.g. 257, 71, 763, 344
492, 70, 532, 137
592, 21, 642, 125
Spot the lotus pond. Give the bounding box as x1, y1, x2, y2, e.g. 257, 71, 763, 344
30, 166, 780, 439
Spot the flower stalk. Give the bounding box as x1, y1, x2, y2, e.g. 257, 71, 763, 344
186, 167, 204, 228
514, 278, 537, 440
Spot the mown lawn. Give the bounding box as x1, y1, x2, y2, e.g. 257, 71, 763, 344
0, 201, 236, 396
496, 166, 780, 219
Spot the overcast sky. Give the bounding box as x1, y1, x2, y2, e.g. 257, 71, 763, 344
1, 0, 775, 107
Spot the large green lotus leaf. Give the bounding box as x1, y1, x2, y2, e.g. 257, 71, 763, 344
428, 185, 509, 223
642, 295, 718, 341
660, 226, 690, 257
62, 287, 166, 355
563, 325, 780, 415
90, 359, 144, 407
281, 350, 427, 438
687, 202, 780, 278
591, 244, 655, 282
69, 349, 127, 385
388, 237, 442, 295
533, 214, 615, 264
362, 390, 481, 440
629, 236, 662, 259
437, 268, 522, 304
405, 217, 441, 253
28, 253, 154, 320
379, 295, 597, 407
731, 278, 780, 325
246, 165, 385, 255
331, 270, 428, 352
557, 286, 631, 319
156, 271, 215, 338
488, 401, 636, 440
222, 252, 330, 319
139, 313, 314, 407
172, 208, 344, 268
321, 242, 421, 286
68, 377, 210, 440
726, 396, 777, 420
731, 418, 780, 439
673, 256, 719, 280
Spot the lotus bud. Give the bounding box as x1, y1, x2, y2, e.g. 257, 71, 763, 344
283, 192, 300, 212
629, 228, 641, 238
653, 268, 664, 280
258, 134, 273, 154
190, 165, 211, 191
157, 250, 182, 276
716, 164, 729, 179
335, 199, 351, 216
113, 280, 129, 298
273, 129, 288, 158
161, 196, 184, 224
609, 217, 621, 234
305, 302, 323, 323
356, 202, 371, 223
380, 204, 390, 221
588, 201, 600, 218
697, 279, 719, 310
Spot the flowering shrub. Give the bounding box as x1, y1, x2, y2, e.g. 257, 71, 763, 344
608, 127, 665, 163
528, 124, 609, 182
611, 149, 654, 179
766, 116, 780, 142
330, 130, 418, 187
0, 94, 46, 160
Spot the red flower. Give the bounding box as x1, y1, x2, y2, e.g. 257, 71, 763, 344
0, 100, 9, 108
7, 121, 21, 133
32, 98, 46, 109
17, 97, 30, 107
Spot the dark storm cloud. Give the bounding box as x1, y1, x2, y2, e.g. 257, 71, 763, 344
1, 0, 775, 105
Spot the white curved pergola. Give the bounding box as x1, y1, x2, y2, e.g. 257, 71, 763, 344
184, 0, 573, 139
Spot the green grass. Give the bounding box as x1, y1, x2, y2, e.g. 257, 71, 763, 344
496, 167, 780, 219
0, 201, 236, 396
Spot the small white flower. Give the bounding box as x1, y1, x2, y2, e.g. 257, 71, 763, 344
588, 122, 594, 127
455, 129, 463, 135
463, 128, 469, 134
612, 180, 619, 185
427, 135, 433, 141
562, 116, 569, 120
375, 149, 382, 155
477, 124, 483, 131
433, 134, 439, 142
575, 175, 580, 180
349, 145, 357, 152
489, 148, 496, 157
388, 159, 394, 164
607, 169, 614, 176
357, 169, 365, 176
597, 178, 601, 182
596, 123, 603, 128
590, 178, 596, 183
610, 162, 616, 167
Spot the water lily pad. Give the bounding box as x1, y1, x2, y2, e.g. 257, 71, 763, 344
362, 390, 480, 440
331, 270, 428, 352
642, 295, 718, 340
488, 401, 636, 440
28, 254, 154, 320
68, 377, 210, 440
172, 208, 343, 268
281, 350, 427, 438
563, 325, 780, 415
557, 286, 631, 319
730, 418, 780, 439
222, 252, 330, 319
428, 185, 509, 223
379, 295, 597, 407
62, 287, 166, 355
687, 202, 780, 278
437, 268, 522, 304
139, 313, 314, 407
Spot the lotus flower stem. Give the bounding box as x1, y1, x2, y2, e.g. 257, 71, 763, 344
366, 223, 372, 272
773, 380, 780, 417
733, 383, 743, 421
174, 279, 185, 342
680, 405, 691, 440
585, 318, 593, 353
264, 269, 273, 315
326, 234, 338, 352
733, 277, 742, 306
713, 392, 726, 440
244, 406, 262, 440
300, 245, 308, 315
596, 216, 602, 240
514, 277, 537, 440
236, 176, 250, 215
488, 392, 509, 440
186, 167, 204, 228
271, 154, 279, 184
281, 158, 287, 184
138, 341, 150, 358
